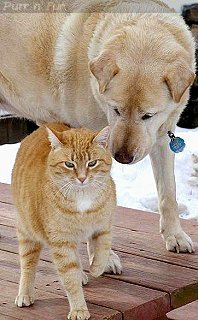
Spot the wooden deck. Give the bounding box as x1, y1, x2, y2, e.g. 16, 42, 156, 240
166, 300, 198, 320
0, 182, 197, 320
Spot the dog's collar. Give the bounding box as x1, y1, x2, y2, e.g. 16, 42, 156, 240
167, 131, 185, 153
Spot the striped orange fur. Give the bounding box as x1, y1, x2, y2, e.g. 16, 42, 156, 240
12, 123, 121, 320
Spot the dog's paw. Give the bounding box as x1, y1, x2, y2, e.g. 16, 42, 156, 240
15, 294, 34, 307
81, 271, 88, 285
104, 250, 122, 274
68, 309, 90, 320
165, 231, 194, 253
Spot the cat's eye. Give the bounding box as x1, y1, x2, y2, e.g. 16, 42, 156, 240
65, 161, 75, 168
142, 113, 156, 120
88, 160, 97, 167
114, 108, 120, 116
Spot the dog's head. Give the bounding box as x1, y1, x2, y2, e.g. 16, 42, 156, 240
89, 26, 195, 164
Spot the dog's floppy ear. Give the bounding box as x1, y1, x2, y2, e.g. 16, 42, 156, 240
165, 61, 195, 103
89, 51, 119, 94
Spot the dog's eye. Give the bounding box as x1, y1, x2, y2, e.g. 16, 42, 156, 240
142, 113, 155, 120
88, 160, 97, 167
114, 108, 121, 116
65, 161, 75, 168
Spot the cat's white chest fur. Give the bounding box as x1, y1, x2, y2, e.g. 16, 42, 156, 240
76, 192, 94, 212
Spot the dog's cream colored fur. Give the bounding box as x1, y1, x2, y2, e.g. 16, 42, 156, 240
0, 0, 196, 253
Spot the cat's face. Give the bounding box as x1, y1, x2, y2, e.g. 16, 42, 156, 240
47, 126, 112, 195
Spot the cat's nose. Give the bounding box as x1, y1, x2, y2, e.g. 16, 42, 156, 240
78, 177, 87, 184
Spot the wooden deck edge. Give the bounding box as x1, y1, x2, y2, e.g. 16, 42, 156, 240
171, 282, 198, 309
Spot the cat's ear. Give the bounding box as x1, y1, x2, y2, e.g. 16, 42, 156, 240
93, 126, 110, 148
46, 127, 63, 150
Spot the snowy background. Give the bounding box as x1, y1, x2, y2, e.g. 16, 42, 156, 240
112, 127, 198, 221
0, 126, 197, 220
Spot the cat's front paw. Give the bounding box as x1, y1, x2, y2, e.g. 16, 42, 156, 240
104, 250, 122, 274
68, 309, 90, 320
15, 294, 34, 307
81, 271, 89, 285
90, 262, 106, 277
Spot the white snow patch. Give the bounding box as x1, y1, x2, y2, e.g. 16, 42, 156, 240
0, 143, 20, 184
111, 127, 198, 220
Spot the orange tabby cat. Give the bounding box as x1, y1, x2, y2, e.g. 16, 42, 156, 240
11, 123, 122, 320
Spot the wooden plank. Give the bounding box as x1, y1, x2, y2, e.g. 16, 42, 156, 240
1, 222, 197, 311
1, 199, 198, 272
1, 246, 195, 312
114, 207, 198, 236
166, 300, 198, 320
0, 208, 198, 309
107, 251, 198, 309
84, 278, 169, 320
111, 225, 198, 270
0, 279, 69, 320
0, 183, 13, 205
1, 184, 197, 315
0, 279, 121, 320
1, 223, 197, 295
0, 202, 16, 220
0, 315, 20, 320
0, 215, 15, 228
0, 250, 170, 320
77, 246, 198, 309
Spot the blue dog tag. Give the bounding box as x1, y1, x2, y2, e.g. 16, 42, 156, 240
168, 131, 185, 153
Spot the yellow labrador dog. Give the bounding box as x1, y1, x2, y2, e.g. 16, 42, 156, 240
0, 0, 196, 253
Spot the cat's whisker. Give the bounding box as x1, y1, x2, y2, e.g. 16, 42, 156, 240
57, 181, 72, 195
43, 180, 73, 205
68, 184, 76, 198
62, 182, 74, 198
92, 180, 107, 191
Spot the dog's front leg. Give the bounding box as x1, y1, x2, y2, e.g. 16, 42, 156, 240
150, 135, 194, 253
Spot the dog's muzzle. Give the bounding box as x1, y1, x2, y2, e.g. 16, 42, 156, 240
114, 152, 134, 164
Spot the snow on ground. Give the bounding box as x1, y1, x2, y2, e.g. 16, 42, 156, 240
0, 127, 197, 220
112, 127, 198, 220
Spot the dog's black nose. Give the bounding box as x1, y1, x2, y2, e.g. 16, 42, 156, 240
114, 152, 134, 164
